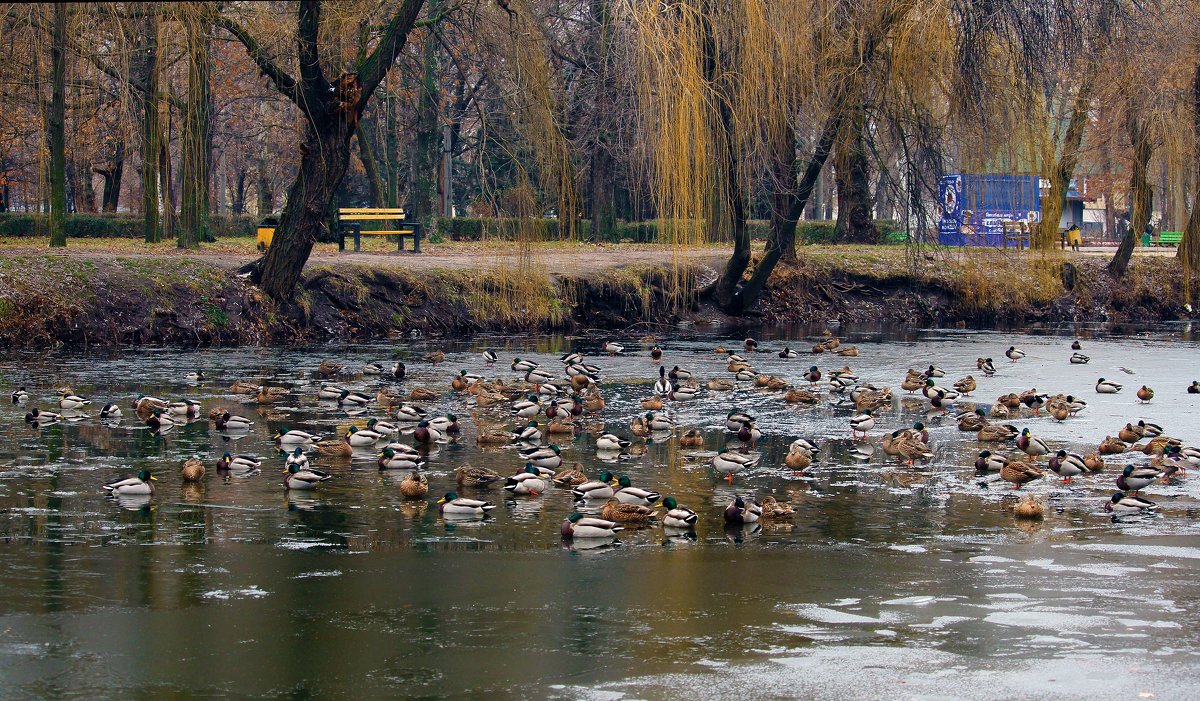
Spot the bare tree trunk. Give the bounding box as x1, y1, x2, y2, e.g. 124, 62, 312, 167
1179, 62, 1200, 275
1110, 111, 1153, 277
1038, 81, 1092, 249
135, 6, 161, 243
97, 139, 125, 212
409, 0, 441, 227
160, 111, 176, 241
356, 121, 386, 207
232, 168, 247, 214
833, 105, 873, 243
256, 158, 274, 215
48, 2, 67, 247
585, 0, 617, 242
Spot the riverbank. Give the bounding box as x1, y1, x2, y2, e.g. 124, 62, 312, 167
0, 242, 1191, 348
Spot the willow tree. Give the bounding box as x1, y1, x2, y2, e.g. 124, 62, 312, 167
631, 0, 911, 314
217, 0, 427, 301
178, 2, 211, 249
1180, 62, 1200, 278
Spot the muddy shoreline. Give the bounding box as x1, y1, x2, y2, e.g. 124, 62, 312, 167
0, 252, 1191, 349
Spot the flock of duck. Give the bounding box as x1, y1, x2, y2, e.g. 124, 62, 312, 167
10, 334, 1200, 540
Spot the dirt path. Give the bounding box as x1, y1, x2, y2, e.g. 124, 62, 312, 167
0, 241, 732, 275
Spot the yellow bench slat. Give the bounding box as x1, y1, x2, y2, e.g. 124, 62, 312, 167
353, 230, 416, 235
339, 215, 409, 221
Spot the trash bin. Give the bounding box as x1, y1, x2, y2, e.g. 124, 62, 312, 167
1067, 227, 1082, 248
257, 217, 279, 252
1142, 232, 1151, 247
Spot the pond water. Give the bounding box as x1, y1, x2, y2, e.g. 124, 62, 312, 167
1, 325, 1199, 699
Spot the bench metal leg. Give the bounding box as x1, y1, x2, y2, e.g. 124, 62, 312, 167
354, 231, 361, 252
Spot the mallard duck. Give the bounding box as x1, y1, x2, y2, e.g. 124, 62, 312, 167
602, 341, 625, 355
180, 458, 204, 482
758, 495, 794, 519
343, 425, 382, 447
1137, 420, 1163, 437
725, 409, 755, 432
511, 420, 542, 443
561, 512, 622, 538
480, 348, 499, 364
1136, 385, 1154, 403
362, 362, 385, 376
1048, 402, 1071, 422
679, 429, 705, 447
10, 387, 29, 404
650, 346, 663, 360
1014, 494, 1044, 520
849, 410, 874, 440
1189, 381, 1200, 394
1132, 436, 1181, 456
820, 338, 841, 351
1005, 346, 1025, 362
216, 452, 261, 473
975, 450, 1008, 474
281, 463, 331, 490
412, 421, 445, 445
520, 444, 563, 470
1116, 464, 1162, 494
58, 392, 91, 410
743, 338, 759, 352
601, 499, 656, 524
317, 360, 343, 377
409, 387, 440, 401
764, 376, 789, 391
1104, 492, 1157, 517
512, 357, 540, 373
977, 357, 996, 376
455, 465, 502, 487
104, 469, 156, 496
545, 420, 573, 436
310, 438, 351, 457
476, 427, 512, 445
393, 404, 428, 422
214, 410, 252, 432
1099, 436, 1128, 454
582, 391, 605, 413
736, 422, 762, 448
640, 395, 664, 411
998, 393, 1021, 410
1000, 458, 1043, 489
711, 449, 755, 482
643, 412, 675, 432
99, 403, 122, 419
337, 390, 372, 407
778, 347, 800, 359
881, 430, 905, 460
437, 492, 496, 517
1017, 428, 1050, 460
1023, 389, 1049, 410
552, 463, 588, 487
505, 465, 547, 496
1048, 450, 1087, 483
226, 379, 258, 395
1070, 352, 1090, 364
900, 375, 924, 393
596, 434, 630, 452
810, 344, 826, 354
398, 470, 428, 499
544, 400, 572, 421
22, 403, 58, 425
512, 395, 541, 419
284, 446, 309, 470
723, 496, 761, 524
958, 408, 988, 432
660, 497, 697, 529
669, 384, 701, 401
377, 447, 425, 471
427, 414, 459, 435
132, 395, 168, 419
611, 475, 660, 506
706, 378, 736, 391
1071, 340, 1082, 350
895, 434, 933, 465
922, 379, 959, 402
785, 445, 812, 470
167, 400, 202, 418
783, 388, 819, 405
1096, 378, 1123, 394
423, 351, 446, 365
1084, 452, 1106, 472
734, 368, 758, 382
572, 470, 616, 500
1118, 423, 1143, 443
145, 409, 176, 432
256, 384, 288, 404
274, 428, 318, 446
953, 375, 977, 395
316, 384, 346, 401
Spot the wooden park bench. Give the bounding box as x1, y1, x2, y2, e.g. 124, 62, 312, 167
1155, 230, 1183, 247
336, 208, 422, 253
1001, 221, 1031, 250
